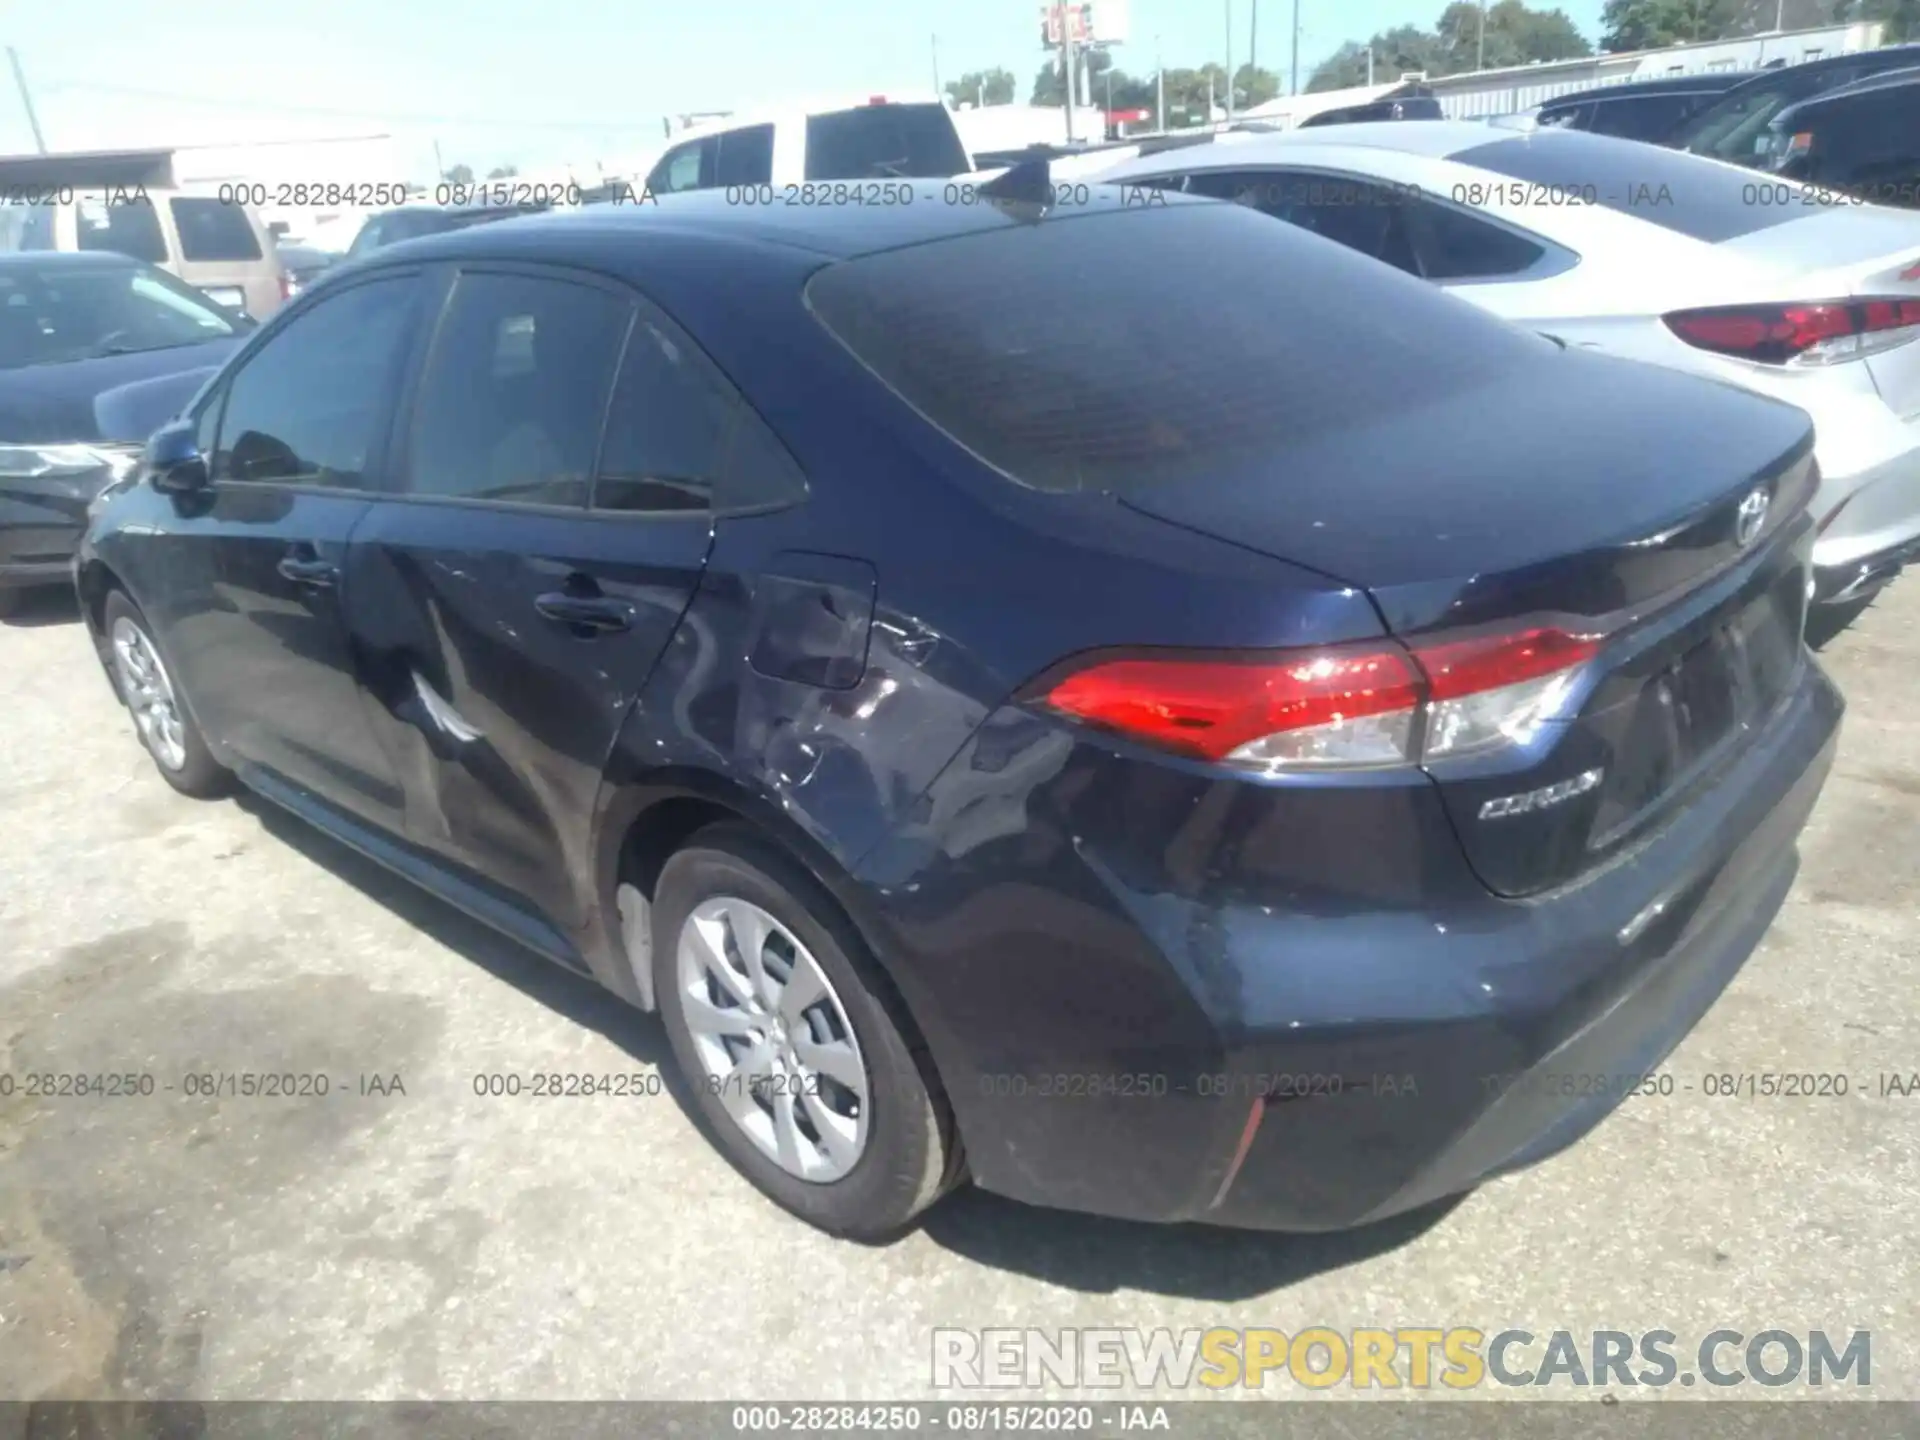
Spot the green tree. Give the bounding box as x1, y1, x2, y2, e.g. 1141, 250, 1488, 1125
1599, 0, 1743, 50
1308, 25, 1444, 90
485, 164, 519, 179
443, 162, 475, 184
1233, 63, 1283, 107
947, 67, 1017, 107
1838, 0, 1920, 39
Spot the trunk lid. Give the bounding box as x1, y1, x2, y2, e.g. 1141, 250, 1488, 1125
1716, 205, 1920, 420
1119, 347, 1819, 895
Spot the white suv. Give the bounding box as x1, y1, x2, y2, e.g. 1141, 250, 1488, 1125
642, 96, 974, 194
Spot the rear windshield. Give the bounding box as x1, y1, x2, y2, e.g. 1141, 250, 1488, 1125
805, 200, 1551, 494
1452, 131, 1799, 242
170, 197, 263, 261
804, 104, 970, 181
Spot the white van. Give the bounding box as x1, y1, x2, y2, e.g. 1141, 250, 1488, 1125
641, 96, 974, 195
0, 186, 286, 320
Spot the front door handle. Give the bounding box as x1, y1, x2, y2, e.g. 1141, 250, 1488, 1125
534, 592, 632, 634
277, 553, 338, 588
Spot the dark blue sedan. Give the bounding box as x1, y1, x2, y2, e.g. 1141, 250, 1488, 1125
0, 251, 244, 613
75, 179, 1842, 1238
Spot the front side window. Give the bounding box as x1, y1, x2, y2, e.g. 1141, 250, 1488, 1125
169, 197, 263, 261
403, 271, 631, 507
648, 140, 713, 195
212, 275, 421, 487
0, 260, 238, 371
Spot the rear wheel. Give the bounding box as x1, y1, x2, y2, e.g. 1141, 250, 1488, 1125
650, 825, 958, 1239
103, 589, 230, 798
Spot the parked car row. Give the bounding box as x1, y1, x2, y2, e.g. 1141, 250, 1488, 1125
1095, 122, 1920, 610
1521, 43, 1920, 210
47, 151, 1855, 1244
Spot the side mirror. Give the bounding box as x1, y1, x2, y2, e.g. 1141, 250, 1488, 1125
146, 419, 211, 495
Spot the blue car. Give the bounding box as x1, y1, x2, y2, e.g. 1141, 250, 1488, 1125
77, 178, 1842, 1238
0, 251, 245, 613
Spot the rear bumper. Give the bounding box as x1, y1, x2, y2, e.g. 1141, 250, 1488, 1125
868, 656, 1841, 1231
1813, 529, 1920, 606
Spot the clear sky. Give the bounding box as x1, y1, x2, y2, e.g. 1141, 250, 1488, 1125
0, 0, 1608, 176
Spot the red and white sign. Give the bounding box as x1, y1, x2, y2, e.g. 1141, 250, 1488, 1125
1040, 2, 1092, 45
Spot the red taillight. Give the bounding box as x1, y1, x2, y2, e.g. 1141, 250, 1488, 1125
1041, 645, 1422, 763
866, 94, 889, 106
279, 273, 292, 301
1665, 297, 1920, 365
1415, 627, 1600, 701
1032, 627, 1600, 773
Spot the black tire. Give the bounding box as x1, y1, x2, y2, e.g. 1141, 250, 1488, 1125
0, 587, 22, 618
651, 824, 960, 1239
102, 589, 231, 798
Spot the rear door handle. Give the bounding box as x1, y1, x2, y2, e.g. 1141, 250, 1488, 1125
277, 553, 338, 588
534, 592, 632, 634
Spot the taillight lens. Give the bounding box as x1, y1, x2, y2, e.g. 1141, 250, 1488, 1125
1665, 297, 1920, 366
1031, 627, 1600, 774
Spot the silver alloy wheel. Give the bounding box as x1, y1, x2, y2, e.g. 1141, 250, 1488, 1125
110, 615, 187, 772
676, 896, 871, 1182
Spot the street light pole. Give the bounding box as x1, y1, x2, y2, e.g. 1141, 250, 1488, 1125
1290, 0, 1301, 96
1477, 0, 1487, 71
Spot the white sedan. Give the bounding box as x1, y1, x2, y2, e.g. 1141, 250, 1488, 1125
1094, 121, 1920, 610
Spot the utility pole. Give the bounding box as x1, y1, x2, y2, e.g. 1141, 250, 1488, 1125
1367, 47, 1375, 86
7, 48, 46, 154
1060, 2, 1079, 142
1157, 35, 1166, 130
432, 139, 446, 181
1250, 0, 1258, 72
1207, 70, 1215, 122
1477, 0, 1488, 71
1290, 0, 1301, 96
931, 34, 941, 97
1224, 0, 1234, 122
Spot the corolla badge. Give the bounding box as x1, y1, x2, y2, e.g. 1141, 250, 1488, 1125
1735, 486, 1770, 548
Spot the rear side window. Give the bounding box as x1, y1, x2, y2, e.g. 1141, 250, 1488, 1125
404, 272, 631, 507
213, 276, 421, 487
715, 125, 776, 187
169, 197, 263, 261
1185, 170, 1422, 274
804, 104, 969, 180
1586, 93, 1702, 141
594, 313, 734, 513
1412, 201, 1547, 280
1452, 131, 1800, 242
806, 202, 1551, 494
75, 198, 166, 263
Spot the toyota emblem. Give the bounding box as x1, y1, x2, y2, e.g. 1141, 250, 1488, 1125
1735, 487, 1769, 548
